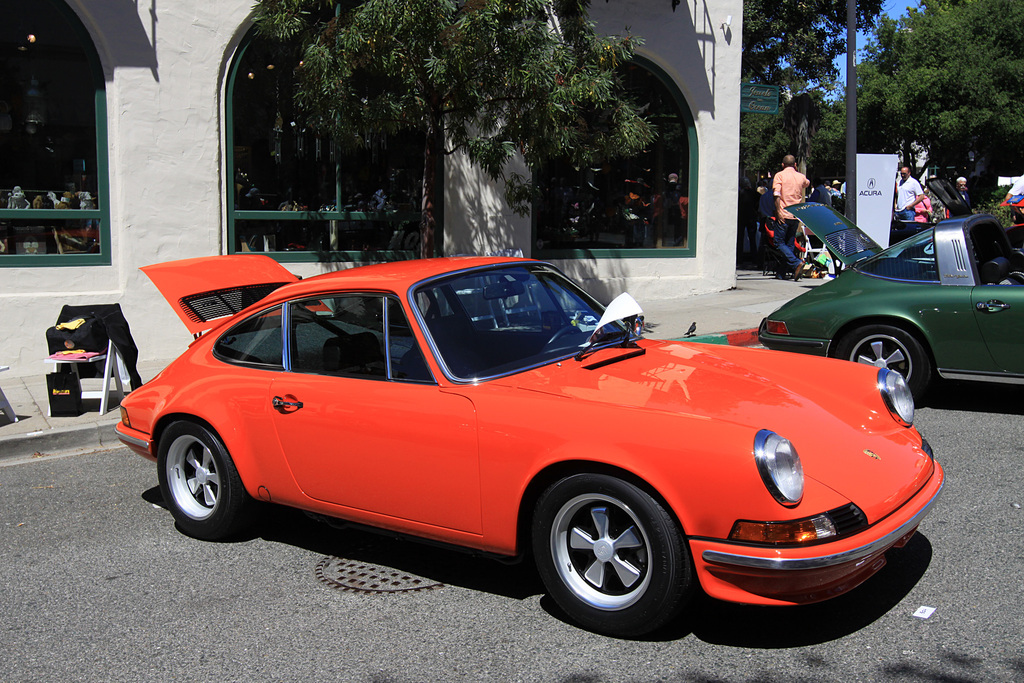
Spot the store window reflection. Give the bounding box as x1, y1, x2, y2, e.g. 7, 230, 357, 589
228, 26, 425, 257
535, 63, 692, 253
0, 0, 108, 263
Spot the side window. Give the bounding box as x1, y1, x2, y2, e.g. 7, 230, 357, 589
213, 307, 284, 367
387, 299, 433, 383
291, 295, 386, 378
858, 231, 939, 283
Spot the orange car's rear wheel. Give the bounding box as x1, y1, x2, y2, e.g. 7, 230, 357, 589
157, 421, 254, 541
532, 473, 693, 637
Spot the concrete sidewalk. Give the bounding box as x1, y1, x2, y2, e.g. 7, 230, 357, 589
0, 269, 825, 462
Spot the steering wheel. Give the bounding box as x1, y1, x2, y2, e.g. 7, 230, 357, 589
546, 325, 583, 346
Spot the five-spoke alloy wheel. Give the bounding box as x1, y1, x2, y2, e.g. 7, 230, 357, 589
532, 473, 692, 637
835, 324, 932, 400
157, 421, 253, 540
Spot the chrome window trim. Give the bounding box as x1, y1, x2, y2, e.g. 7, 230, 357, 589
281, 301, 293, 371
702, 477, 942, 571
851, 270, 944, 285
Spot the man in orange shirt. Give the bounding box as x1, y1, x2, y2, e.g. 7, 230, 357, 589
772, 154, 810, 280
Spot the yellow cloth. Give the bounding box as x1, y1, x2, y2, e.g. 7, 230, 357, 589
55, 318, 87, 331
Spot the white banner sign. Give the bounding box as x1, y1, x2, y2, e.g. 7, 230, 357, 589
856, 153, 899, 247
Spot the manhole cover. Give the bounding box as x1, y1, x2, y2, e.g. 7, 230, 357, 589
315, 556, 444, 593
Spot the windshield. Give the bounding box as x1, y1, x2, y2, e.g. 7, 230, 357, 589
413, 265, 621, 380
856, 229, 939, 282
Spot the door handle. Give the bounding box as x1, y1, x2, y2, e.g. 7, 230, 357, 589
272, 396, 304, 411
976, 300, 1011, 312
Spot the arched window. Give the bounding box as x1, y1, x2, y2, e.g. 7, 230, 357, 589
0, 0, 109, 266
534, 58, 696, 258
226, 25, 426, 261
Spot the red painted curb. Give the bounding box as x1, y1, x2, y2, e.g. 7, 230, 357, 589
724, 328, 760, 346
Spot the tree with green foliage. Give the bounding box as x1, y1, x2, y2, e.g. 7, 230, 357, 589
740, 0, 883, 182
857, 0, 1024, 177
741, 93, 847, 181
742, 0, 883, 87
739, 111, 790, 178
252, 0, 654, 258
805, 95, 848, 176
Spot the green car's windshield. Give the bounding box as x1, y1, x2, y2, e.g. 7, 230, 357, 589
413, 265, 616, 380
856, 230, 939, 283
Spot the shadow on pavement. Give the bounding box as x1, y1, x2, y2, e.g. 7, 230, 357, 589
682, 533, 933, 647
923, 380, 1024, 415
142, 487, 932, 644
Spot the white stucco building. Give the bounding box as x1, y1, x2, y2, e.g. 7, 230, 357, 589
0, 0, 742, 377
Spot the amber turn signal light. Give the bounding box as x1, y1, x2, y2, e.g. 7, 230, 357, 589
729, 515, 837, 545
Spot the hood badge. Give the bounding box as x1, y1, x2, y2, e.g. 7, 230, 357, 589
864, 449, 880, 461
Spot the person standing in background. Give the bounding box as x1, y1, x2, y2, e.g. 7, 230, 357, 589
956, 177, 972, 210
895, 167, 925, 222
808, 177, 832, 208
772, 154, 810, 281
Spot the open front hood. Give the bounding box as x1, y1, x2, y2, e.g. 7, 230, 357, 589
788, 203, 882, 267
141, 255, 298, 335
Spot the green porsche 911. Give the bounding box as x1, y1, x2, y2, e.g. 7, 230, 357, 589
759, 195, 1024, 401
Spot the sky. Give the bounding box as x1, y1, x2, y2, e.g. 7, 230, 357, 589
833, 0, 922, 86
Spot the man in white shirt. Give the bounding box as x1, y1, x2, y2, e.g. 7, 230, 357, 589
895, 167, 925, 222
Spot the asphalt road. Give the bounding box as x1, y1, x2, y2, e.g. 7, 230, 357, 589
2, 381, 1022, 682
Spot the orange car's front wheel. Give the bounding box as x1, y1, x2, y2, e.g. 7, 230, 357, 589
532, 473, 694, 637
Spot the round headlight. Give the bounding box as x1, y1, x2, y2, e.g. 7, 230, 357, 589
754, 430, 804, 506
878, 368, 914, 426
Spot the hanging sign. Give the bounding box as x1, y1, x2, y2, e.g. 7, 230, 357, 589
740, 84, 779, 114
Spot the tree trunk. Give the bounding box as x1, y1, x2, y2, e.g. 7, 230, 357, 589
419, 114, 443, 259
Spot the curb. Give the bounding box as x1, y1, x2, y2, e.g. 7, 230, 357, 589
673, 328, 760, 347
0, 420, 122, 463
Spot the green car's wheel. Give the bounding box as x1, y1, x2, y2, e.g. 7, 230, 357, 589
835, 324, 932, 400
532, 473, 693, 637
157, 421, 254, 540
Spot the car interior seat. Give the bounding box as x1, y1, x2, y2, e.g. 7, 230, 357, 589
323, 332, 385, 376
980, 256, 1011, 284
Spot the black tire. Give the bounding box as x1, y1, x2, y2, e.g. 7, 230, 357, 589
532, 473, 693, 637
156, 421, 254, 541
835, 324, 932, 400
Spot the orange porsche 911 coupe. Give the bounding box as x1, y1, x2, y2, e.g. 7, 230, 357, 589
116, 255, 943, 637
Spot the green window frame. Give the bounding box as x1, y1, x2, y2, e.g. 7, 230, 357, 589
225, 28, 434, 264
533, 56, 698, 260
0, 0, 111, 267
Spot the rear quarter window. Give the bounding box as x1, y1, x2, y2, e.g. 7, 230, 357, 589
212, 306, 284, 368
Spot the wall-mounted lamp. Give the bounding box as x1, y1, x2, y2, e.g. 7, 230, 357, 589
721, 15, 733, 30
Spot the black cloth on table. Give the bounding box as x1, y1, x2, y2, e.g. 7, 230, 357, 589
52, 304, 143, 390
